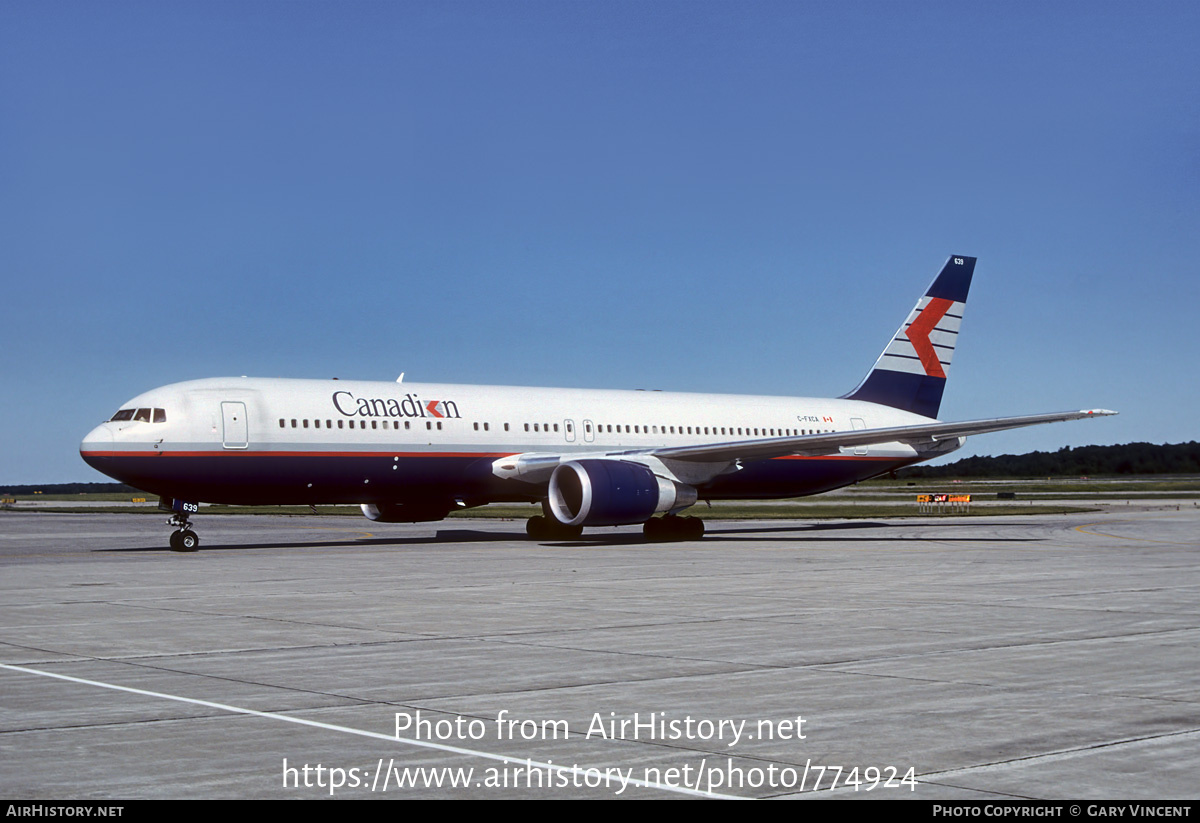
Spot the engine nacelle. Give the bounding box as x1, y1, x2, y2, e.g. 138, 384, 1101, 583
547, 459, 697, 527
361, 501, 451, 523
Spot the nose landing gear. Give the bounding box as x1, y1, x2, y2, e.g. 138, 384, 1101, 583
168, 519, 200, 552
161, 498, 201, 552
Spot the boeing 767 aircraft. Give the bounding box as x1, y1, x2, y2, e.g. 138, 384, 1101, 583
80, 255, 1114, 550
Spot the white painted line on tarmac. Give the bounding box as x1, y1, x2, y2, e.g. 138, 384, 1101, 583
0, 661, 744, 799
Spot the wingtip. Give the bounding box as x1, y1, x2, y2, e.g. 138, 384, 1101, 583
1081, 409, 1118, 417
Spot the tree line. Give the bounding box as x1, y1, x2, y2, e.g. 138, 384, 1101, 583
2, 482, 139, 495
898, 442, 1200, 479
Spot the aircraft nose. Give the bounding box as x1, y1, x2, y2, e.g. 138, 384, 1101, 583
80, 424, 115, 474
80, 424, 113, 454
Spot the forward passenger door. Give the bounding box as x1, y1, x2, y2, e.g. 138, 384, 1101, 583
221, 401, 249, 449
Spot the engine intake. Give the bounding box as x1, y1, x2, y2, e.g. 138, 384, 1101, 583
548, 460, 697, 527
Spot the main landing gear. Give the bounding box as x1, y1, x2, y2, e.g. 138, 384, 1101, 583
523, 513, 706, 542
525, 515, 584, 541
643, 514, 705, 542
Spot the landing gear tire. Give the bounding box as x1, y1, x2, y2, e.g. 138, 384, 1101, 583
554, 522, 584, 540
525, 515, 583, 541
166, 508, 200, 552
643, 517, 667, 542
643, 514, 705, 542
170, 529, 200, 552
526, 515, 550, 540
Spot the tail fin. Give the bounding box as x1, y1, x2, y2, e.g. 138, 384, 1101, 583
842, 255, 976, 419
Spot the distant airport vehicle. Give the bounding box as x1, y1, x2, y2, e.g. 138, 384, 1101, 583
80, 255, 1114, 550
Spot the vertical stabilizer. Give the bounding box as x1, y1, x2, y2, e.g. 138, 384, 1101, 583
842, 255, 975, 418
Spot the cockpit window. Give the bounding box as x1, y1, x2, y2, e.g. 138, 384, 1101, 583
110, 407, 167, 423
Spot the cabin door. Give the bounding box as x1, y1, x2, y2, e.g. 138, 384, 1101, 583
221, 401, 249, 449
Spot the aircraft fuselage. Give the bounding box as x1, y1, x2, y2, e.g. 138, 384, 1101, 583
80, 377, 943, 507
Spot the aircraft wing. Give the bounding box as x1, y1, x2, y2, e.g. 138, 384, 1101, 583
643, 409, 1118, 464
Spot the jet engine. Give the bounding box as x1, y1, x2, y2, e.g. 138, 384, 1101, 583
547, 459, 697, 527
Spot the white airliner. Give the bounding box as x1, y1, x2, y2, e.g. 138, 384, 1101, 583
80, 255, 1114, 551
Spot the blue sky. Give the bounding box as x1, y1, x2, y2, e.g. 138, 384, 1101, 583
2, 0, 1197, 483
